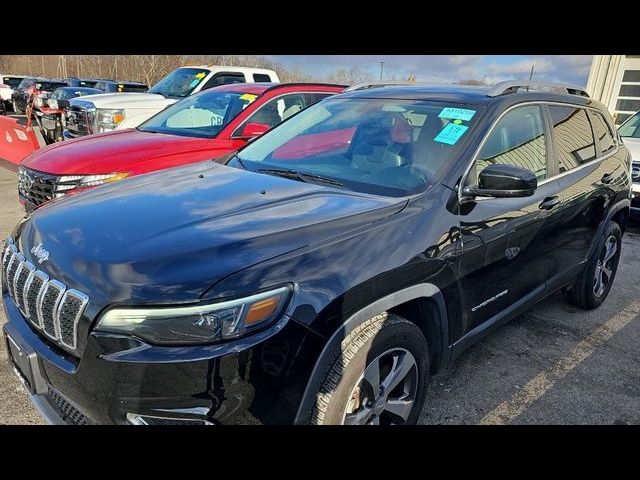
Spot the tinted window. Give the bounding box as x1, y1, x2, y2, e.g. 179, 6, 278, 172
233, 98, 482, 197
476, 105, 547, 181
622, 70, 640, 82
619, 111, 640, 138
253, 74, 272, 82
93, 82, 105, 91
138, 90, 260, 138
233, 92, 333, 136
548, 106, 596, 173
201, 73, 246, 91
2, 77, 23, 88
117, 83, 148, 93
590, 111, 616, 154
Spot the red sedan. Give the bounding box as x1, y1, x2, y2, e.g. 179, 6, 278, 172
18, 82, 345, 211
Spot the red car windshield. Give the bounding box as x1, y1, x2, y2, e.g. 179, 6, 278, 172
138, 89, 259, 138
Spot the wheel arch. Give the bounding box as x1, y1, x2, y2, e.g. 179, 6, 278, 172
293, 283, 449, 424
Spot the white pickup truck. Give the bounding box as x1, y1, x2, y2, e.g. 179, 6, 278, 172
63, 65, 279, 139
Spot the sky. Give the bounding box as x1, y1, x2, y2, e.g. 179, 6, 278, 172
265, 55, 594, 86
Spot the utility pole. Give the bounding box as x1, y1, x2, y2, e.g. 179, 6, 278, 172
379, 61, 385, 81
529, 64, 535, 80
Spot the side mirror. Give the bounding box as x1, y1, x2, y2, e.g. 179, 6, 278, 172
240, 122, 270, 139
463, 164, 537, 199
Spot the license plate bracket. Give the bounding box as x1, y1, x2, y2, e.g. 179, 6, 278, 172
4, 326, 48, 395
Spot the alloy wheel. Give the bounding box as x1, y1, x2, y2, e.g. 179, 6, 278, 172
342, 347, 418, 425
593, 235, 618, 297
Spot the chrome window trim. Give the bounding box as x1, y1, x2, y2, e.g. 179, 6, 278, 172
24, 270, 49, 328
15, 260, 35, 315
458, 101, 621, 201
57, 289, 89, 350
38, 280, 66, 341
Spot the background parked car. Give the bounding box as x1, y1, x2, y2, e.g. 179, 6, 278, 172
18, 82, 344, 211
91, 80, 148, 93
0, 74, 26, 112
63, 77, 104, 88
32, 86, 102, 144
62, 65, 279, 139
11, 78, 68, 114
619, 111, 640, 217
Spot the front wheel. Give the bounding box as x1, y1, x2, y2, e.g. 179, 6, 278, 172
310, 313, 429, 425
569, 221, 622, 309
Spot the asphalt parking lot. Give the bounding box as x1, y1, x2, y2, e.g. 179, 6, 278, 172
0, 164, 638, 425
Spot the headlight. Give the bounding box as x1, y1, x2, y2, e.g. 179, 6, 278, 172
96, 108, 126, 133
95, 286, 292, 345
48, 99, 58, 110
54, 173, 130, 196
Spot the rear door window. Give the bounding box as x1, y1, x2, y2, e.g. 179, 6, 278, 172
548, 106, 596, 173
253, 73, 273, 82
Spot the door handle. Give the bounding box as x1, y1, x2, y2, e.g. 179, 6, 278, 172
601, 173, 614, 185
539, 195, 561, 210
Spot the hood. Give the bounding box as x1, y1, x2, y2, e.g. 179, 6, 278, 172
16, 162, 405, 314
622, 137, 640, 162
72, 92, 176, 109
21, 129, 212, 174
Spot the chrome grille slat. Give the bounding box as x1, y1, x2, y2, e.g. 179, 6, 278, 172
2, 238, 89, 353
14, 261, 35, 315
7, 252, 23, 299
24, 270, 48, 328
39, 280, 66, 340
57, 290, 89, 349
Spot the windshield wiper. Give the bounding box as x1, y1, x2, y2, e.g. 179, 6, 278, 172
256, 168, 345, 188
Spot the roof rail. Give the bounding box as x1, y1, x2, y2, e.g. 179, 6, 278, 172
344, 81, 414, 92
487, 80, 589, 98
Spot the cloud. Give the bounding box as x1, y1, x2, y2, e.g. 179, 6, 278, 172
267, 55, 594, 87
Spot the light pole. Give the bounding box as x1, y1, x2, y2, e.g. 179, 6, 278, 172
379, 61, 385, 81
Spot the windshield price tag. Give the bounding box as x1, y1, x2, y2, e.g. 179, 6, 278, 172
438, 107, 476, 122
189, 79, 200, 88
239, 93, 258, 103
195, 72, 207, 79
434, 123, 469, 145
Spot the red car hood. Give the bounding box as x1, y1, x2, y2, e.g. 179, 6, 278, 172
21, 129, 212, 175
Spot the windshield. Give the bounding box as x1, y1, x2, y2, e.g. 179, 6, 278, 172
138, 89, 259, 138
619, 111, 640, 138
148, 68, 211, 98
17, 78, 36, 90
232, 97, 482, 197
2, 77, 23, 88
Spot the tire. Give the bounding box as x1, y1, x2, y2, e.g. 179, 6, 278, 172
12, 100, 22, 115
310, 312, 429, 425
569, 220, 622, 310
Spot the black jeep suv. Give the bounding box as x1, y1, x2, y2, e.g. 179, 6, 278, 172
2, 81, 632, 425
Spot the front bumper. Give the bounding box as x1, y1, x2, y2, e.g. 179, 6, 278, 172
2, 291, 324, 425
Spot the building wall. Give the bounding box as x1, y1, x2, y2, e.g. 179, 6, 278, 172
586, 55, 640, 125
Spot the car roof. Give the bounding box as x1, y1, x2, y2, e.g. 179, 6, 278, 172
338, 84, 592, 108
204, 82, 345, 96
